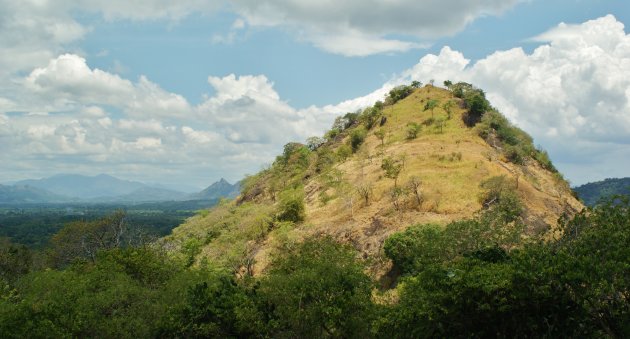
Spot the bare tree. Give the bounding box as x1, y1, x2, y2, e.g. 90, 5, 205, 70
407, 176, 423, 206
356, 183, 373, 206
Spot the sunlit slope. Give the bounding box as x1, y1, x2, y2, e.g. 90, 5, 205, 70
166, 85, 583, 276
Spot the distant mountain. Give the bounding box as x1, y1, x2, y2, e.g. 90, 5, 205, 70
574, 177, 630, 206
95, 186, 188, 203
8, 174, 241, 204
0, 184, 71, 204
188, 178, 240, 201
15, 174, 147, 200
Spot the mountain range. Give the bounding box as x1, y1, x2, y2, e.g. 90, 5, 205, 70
0, 174, 240, 204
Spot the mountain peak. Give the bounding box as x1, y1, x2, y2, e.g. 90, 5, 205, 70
188, 178, 240, 200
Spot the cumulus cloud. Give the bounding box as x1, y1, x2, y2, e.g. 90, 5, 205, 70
391, 15, 630, 184
231, 0, 519, 56
24, 54, 191, 119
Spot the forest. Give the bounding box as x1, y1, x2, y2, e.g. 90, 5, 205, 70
0, 198, 628, 338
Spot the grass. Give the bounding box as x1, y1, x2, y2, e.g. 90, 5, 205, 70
166, 85, 583, 276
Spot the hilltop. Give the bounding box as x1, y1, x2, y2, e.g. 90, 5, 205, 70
166, 83, 582, 276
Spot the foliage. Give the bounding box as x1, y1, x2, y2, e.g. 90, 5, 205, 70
450, 82, 491, 126
378, 197, 630, 338
0, 238, 31, 283
574, 177, 630, 206
336, 144, 352, 162
306, 136, 326, 151
381, 156, 404, 187
423, 99, 439, 118
385, 85, 414, 105
475, 109, 558, 169
0, 204, 194, 249
314, 146, 337, 173
48, 210, 134, 267
259, 237, 374, 338
277, 187, 306, 223
360, 105, 383, 130
349, 127, 367, 152
374, 128, 386, 146
405, 122, 421, 140
442, 99, 455, 119
159, 274, 260, 338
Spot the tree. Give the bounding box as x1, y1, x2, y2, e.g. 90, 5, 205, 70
411, 80, 422, 88
443, 80, 453, 89
0, 238, 31, 283
306, 136, 325, 151
442, 100, 455, 119
356, 183, 373, 206
360, 106, 382, 129
386, 85, 414, 104
49, 210, 131, 267
424, 99, 440, 119
375, 128, 386, 147
381, 156, 404, 187
407, 176, 422, 206
434, 117, 446, 134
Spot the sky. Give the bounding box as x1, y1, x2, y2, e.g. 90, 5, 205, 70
0, 0, 629, 191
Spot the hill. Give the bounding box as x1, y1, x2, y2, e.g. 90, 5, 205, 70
574, 177, 630, 206
165, 83, 583, 276
187, 178, 240, 201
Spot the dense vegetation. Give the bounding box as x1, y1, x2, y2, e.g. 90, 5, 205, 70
0, 200, 218, 248
574, 177, 630, 206
1, 197, 628, 337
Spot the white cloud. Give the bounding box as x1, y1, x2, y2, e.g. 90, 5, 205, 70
387, 15, 630, 184
231, 0, 520, 56
308, 29, 427, 57
24, 54, 192, 119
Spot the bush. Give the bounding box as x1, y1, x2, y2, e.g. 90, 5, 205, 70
360, 106, 382, 129
406, 122, 421, 139
277, 188, 306, 223
349, 127, 367, 152
336, 144, 352, 162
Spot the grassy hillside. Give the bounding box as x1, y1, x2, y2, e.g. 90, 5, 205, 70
166, 83, 582, 276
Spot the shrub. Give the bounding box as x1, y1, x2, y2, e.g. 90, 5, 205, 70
277, 188, 305, 223
349, 127, 367, 152
336, 144, 352, 162
406, 122, 421, 139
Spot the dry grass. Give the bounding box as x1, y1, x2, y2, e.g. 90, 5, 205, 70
167, 86, 583, 276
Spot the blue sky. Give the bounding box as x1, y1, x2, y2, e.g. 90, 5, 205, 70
0, 0, 629, 190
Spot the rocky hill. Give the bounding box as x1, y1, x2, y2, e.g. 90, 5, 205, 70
165, 83, 583, 277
